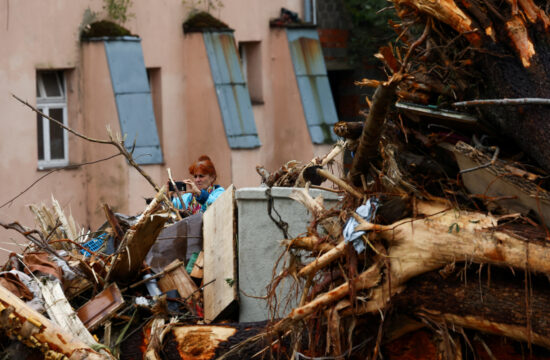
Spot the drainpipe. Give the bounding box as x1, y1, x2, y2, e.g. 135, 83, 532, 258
312, 0, 317, 25
304, 0, 312, 23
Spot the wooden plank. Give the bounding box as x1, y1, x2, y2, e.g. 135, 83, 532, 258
110, 209, 169, 282
76, 283, 125, 331
39, 279, 98, 347
202, 185, 237, 323
190, 251, 204, 279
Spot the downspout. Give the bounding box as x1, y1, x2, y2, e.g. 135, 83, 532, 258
304, 0, 312, 23
312, 0, 317, 25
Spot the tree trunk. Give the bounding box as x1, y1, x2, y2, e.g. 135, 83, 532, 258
393, 268, 550, 348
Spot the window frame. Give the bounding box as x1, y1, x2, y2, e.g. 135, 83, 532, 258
36, 70, 69, 169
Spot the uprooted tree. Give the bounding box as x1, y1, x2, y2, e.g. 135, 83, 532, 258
222, 0, 550, 358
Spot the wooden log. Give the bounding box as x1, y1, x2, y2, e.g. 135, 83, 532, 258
333, 121, 364, 140
505, 15, 535, 68
393, 269, 550, 348
282, 235, 335, 253
156, 322, 277, 360
317, 169, 363, 199
347, 202, 550, 319
290, 263, 380, 321
298, 239, 347, 278
0, 284, 114, 359
378, 206, 550, 285
289, 187, 326, 218
349, 82, 398, 186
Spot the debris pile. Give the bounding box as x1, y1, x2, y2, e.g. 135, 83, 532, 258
3, 0, 550, 358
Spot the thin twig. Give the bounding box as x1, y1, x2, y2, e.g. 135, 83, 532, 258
13, 93, 184, 217
13, 94, 111, 144
453, 98, 550, 107
0, 153, 121, 209
459, 147, 499, 174
0, 221, 86, 278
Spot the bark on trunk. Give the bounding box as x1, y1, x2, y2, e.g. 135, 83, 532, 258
349, 83, 398, 186
393, 268, 550, 348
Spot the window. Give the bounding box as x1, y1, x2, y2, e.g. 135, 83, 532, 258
147, 68, 163, 149
203, 31, 260, 149
36, 70, 68, 168
239, 41, 263, 104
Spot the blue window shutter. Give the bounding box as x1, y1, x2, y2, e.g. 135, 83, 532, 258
203, 32, 260, 149
104, 38, 163, 164
286, 29, 338, 144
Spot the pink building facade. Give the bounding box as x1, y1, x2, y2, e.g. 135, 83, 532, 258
0, 1, 339, 254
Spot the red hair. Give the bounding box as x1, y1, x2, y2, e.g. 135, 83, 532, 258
189, 155, 217, 178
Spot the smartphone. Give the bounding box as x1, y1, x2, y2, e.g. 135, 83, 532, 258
169, 181, 186, 192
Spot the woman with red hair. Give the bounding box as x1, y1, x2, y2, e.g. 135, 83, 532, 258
172, 155, 225, 214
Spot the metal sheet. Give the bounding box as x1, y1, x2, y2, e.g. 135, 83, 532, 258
104, 39, 163, 164
287, 30, 325, 76
115, 93, 163, 164
204, 32, 260, 149
286, 29, 338, 144
104, 39, 150, 94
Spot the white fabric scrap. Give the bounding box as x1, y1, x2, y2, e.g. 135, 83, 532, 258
343, 197, 379, 253
52, 250, 77, 281
0, 270, 45, 312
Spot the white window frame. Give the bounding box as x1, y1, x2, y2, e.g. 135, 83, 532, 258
36, 71, 69, 169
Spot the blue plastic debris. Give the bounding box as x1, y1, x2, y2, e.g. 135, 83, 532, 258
80, 233, 107, 257
343, 197, 380, 253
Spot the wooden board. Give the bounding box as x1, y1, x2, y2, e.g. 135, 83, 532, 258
110, 211, 169, 282
76, 283, 125, 331
39, 279, 97, 347
190, 251, 204, 279
157, 259, 198, 300
202, 185, 237, 323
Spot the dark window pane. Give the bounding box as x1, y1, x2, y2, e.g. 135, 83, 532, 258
49, 108, 64, 159
37, 111, 44, 160
36, 75, 41, 97
42, 72, 62, 97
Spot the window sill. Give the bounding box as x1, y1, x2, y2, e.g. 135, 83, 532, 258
37, 161, 78, 171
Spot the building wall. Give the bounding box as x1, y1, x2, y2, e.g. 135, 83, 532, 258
0, 0, 338, 255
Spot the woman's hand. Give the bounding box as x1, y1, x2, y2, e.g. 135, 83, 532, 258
184, 179, 201, 196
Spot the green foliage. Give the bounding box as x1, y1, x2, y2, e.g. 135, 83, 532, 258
342, 0, 398, 65
103, 0, 134, 24
183, 0, 224, 14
